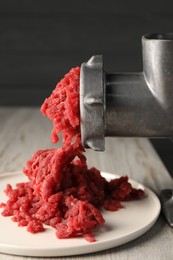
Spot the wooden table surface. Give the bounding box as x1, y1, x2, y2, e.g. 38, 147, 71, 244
0, 107, 173, 260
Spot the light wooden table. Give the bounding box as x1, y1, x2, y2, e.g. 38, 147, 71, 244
0, 107, 173, 260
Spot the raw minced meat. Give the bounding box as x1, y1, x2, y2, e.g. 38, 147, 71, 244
0, 67, 145, 242
41, 67, 81, 146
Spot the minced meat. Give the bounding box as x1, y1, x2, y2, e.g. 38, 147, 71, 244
0, 67, 145, 242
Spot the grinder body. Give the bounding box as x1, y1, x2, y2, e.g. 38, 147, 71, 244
80, 33, 173, 151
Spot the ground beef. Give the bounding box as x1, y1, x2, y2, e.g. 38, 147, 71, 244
0, 67, 145, 242
41, 67, 81, 146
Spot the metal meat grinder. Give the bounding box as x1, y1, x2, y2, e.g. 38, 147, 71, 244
80, 33, 173, 151
80, 32, 173, 227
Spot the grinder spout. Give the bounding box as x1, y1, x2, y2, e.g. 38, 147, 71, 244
80, 33, 173, 151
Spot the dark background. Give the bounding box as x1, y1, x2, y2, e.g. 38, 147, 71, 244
0, 0, 173, 175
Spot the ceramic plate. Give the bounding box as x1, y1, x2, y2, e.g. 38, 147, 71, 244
0, 171, 160, 257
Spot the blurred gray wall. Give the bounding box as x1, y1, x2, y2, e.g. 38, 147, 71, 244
0, 0, 173, 105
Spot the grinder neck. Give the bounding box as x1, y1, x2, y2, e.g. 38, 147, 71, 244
142, 33, 173, 109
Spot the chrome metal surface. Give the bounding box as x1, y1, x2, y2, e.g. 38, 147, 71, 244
80, 55, 105, 151
80, 33, 173, 151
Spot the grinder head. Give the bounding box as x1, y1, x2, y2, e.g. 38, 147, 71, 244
80, 55, 105, 151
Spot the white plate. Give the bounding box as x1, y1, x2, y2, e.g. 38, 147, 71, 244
0, 171, 160, 257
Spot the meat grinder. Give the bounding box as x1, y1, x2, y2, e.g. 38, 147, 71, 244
80, 33, 173, 151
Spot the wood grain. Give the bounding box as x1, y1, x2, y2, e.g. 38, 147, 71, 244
0, 107, 173, 259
